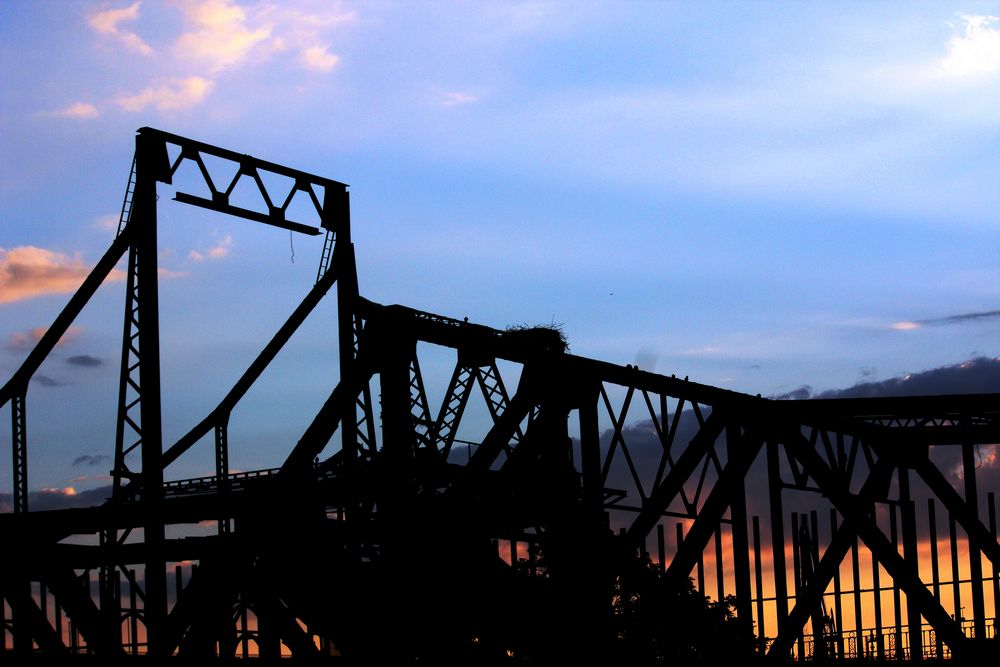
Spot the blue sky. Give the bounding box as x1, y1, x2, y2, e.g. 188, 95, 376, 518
2, 1, 999, 496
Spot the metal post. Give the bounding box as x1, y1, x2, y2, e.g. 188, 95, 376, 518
727, 424, 753, 631
753, 515, 766, 650
830, 509, 844, 658
890, 504, 902, 658
792, 512, 803, 659
767, 441, 789, 640
989, 492, 999, 634
656, 524, 665, 572
851, 535, 862, 657
872, 531, 885, 659
900, 470, 921, 660
715, 525, 725, 603
134, 129, 167, 656
928, 498, 943, 658
949, 512, 962, 631
962, 442, 985, 639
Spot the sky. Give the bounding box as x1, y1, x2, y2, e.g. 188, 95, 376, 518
2, 1, 1000, 499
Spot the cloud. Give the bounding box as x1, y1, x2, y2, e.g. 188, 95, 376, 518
891, 309, 1000, 331
440, 91, 480, 108
7, 325, 83, 352
88, 1, 153, 55
94, 214, 119, 231
772, 386, 812, 401
158, 267, 190, 279
0, 246, 123, 304
72, 454, 112, 467
189, 234, 232, 262
939, 14, 1000, 79
300, 44, 339, 72
174, 0, 274, 73
47, 102, 100, 119
114, 76, 214, 112
33, 375, 64, 388
66, 354, 102, 367
815, 356, 1000, 399
0, 485, 113, 512
890, 321, 922, 330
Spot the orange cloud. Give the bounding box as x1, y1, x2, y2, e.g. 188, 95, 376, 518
188, 234, 233, 262
115, 77, 214, 112
7, 325, 83, 351
0, 246, 124, 304
48, 102, 100, 119
174, 0, 274, 73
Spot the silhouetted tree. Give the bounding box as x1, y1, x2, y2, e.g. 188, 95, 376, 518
611, 553, 757, 663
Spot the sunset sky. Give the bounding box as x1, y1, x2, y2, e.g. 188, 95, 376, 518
2, 2, 999, 505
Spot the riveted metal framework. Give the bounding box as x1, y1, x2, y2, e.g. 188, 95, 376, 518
1, 130, 997, 661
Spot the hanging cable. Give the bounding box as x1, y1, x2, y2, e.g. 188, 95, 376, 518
289, 230, 295, 263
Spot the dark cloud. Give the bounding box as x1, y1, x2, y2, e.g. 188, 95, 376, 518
32, 374, 64, 387
771, 386, 812, 400
918, 309, 1000, 327
72, 454, 112, 467
816, 356, 1000, 399
0, 485, 111, 513
66, 354, 102, 367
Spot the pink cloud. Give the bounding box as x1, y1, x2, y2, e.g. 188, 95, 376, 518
7, 325, 83, 352
0, 246, 125, 304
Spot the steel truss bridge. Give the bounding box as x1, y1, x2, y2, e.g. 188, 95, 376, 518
1, 129, 998, 661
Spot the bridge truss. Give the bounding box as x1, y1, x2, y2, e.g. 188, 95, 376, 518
1, 129, 998, 661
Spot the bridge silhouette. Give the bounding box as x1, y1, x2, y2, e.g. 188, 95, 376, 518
1, 129, 998, 661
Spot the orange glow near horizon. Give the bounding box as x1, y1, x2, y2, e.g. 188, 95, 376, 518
641, 517, 998, 654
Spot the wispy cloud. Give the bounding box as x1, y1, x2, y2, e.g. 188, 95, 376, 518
939, 14, 1000, 79
72, 454, 112, 467
94, 214, 120, 231
0, 246, 123, 304
300, 44, 339, 72
33, 375, 64, 388
88, 1, 153, 55
47, 102, 100, 119
6, 325, 83, 352
114, 76, 214, 112
66, 354, 102, 367
440, 91, 480, 108
891, 309, 1000, 330
189, 234, 232, 262
174, 0, 274, 73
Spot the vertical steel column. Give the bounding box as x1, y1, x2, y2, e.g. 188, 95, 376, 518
656, 524, 665, 572
11, 391, 27, 513
989, 492, 999, 630
578, 383, 603, 530
134, 129, 167, 656
962, 442, 985, 639
791, 512, 804, 658
851, 536, 863, 656
726, 424, 753, 629
872, 535, 885, 658
752, 515, 766, 649
949, 513, 962, 629
715, 526, 725, 603
900, 469, 922, 659
890, 505, 902, 657
767, 441, 789, 639
830, 509, 844, 658
928, 498, 943, 658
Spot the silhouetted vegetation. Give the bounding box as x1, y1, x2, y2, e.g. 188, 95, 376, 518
610, 553, 757, 663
